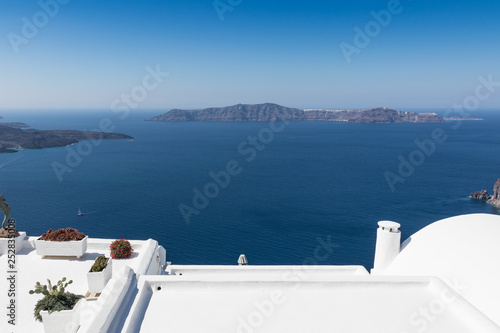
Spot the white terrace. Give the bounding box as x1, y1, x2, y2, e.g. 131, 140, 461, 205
1, 213, 500, 332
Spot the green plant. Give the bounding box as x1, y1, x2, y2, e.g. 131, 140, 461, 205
90, 255, 109, 272
29, 277, 83, 322
39, 228, 86, 241
110, 238, 133, 259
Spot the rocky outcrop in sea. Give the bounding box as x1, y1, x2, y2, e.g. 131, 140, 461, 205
470, 190, 492, 200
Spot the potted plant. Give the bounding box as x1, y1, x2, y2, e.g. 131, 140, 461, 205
29, 277, 83, 333
34, 228, 87, 258
110, 238, 133, 259
87, 255, 112, 293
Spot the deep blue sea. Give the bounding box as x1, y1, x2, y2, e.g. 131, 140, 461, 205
1, 110, 499, 270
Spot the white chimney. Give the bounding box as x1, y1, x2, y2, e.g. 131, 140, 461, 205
238, 254, 248, 266
372, 221, 401, 274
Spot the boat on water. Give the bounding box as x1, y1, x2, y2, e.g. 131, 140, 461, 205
77, 208, 84, 216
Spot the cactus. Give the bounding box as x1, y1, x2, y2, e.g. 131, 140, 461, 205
90, 255, 109, 272
29, 277, 73, 297
0, 193, 11, 229
28, 277, 83, 322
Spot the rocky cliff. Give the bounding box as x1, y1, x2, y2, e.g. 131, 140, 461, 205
487, 179, 500, 208
146, 103, 445, 123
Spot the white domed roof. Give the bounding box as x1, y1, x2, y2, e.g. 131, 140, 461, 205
384, 213, 500, 325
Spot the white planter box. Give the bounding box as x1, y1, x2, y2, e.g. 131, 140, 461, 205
35, 236, 88, 259
87, 258, 113, 293
41, 298, 82, 333
0, 231, 26, 255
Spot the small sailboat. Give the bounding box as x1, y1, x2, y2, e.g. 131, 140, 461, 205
77, 208, 84, 216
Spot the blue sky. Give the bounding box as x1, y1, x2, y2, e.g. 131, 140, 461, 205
1, 0, 499, 110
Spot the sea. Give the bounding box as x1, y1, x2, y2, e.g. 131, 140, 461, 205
1, 109, 499, 270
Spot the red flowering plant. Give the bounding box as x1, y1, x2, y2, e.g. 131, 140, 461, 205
38, 228, 86, 241
109, 239, 133, 259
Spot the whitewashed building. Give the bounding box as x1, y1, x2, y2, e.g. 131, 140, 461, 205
1, 213, 499, 332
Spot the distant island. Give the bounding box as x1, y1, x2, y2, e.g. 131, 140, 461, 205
0, 124, 133, 153
146, 103, 445, 123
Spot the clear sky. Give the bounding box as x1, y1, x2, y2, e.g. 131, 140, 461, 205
1, 0, 499, 110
